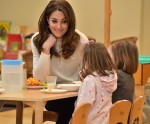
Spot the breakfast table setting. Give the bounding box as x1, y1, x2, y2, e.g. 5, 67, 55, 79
0, 60, 82, 124
0, 81, 80, 124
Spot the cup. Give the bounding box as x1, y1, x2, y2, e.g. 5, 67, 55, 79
46, 76, 57, 90
22, 69, 27, 89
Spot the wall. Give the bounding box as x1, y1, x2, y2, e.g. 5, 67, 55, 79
141, 0, 150, 55
111, 0, 141, 41
69, 0, 141, 49
0, 0, 48, 27
0, 0, 149, 55
68, 0, 104, 42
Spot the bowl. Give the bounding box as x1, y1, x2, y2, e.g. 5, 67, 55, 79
57, 84, 81, 92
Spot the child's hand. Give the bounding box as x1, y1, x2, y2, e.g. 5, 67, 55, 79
42, 34, 56, 54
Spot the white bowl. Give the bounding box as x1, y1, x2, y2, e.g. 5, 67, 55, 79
57, 84, 81, 92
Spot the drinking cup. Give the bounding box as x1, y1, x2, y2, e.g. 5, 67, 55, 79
22, 69, 27, 89
46, 76, 57, 90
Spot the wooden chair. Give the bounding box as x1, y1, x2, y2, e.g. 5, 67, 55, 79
109, 100, 132, 124
22, 50, 33, 78
71, 103, 91, 124
111, 36, 138, 44
129, 96, 145, 124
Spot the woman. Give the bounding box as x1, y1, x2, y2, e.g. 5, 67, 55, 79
31, 0, 89, 124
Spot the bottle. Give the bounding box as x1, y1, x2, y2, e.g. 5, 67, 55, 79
1, 60, 24, 92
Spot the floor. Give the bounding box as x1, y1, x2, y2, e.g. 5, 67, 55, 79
0, 103, 150, 124
0, 107, 55, 124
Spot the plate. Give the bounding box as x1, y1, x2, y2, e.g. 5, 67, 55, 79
40, 89, 68, 94
27, 86, 47, 89
0, 89, 5, 93
57, 83, 81, 92
60, 81, 82, 84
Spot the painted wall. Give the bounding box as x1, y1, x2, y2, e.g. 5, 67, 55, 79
0, 0, 149, 55
0, 0, 47, 27
141, 0, 150, 55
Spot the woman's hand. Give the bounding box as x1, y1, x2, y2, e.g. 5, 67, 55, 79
42, 34, 56, 54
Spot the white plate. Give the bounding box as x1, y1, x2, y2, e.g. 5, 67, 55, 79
0, 89, 5, 93
60, 81, 82, 84
27, 86, 47, 89
57, 83, 81, 92
40, 89, 68, 94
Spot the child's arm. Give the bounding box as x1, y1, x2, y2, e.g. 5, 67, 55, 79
76, 75, 95, 108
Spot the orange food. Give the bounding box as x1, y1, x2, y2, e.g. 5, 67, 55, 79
27, 77, 40, 86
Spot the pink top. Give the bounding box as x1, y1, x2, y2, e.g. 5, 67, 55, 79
75, 72, 117, 124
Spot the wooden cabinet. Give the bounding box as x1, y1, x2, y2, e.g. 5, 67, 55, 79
134, 64, 150, 85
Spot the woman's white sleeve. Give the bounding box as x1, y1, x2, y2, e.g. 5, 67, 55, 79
31, 34, 50, 82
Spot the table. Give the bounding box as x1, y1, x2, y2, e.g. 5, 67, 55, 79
133, 56, 150, 96
134, 63, 150, 85
134, 63, 150, 96
134, 56, 150, 85
0, 89, 78, 124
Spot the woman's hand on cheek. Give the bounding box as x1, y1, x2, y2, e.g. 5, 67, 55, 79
42, 34, 56, 54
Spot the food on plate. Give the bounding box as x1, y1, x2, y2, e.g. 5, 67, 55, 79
27, 77, 47, 86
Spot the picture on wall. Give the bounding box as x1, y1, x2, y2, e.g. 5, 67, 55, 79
0, 21, 10, 60
0, 21, 10, 41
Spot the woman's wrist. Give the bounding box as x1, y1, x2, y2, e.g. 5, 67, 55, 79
42, 47, 50, 55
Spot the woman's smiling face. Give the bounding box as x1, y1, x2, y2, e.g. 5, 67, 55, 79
48, 10, 69, 39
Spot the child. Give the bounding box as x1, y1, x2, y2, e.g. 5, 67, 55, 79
108, 40, 138, 103
72, 42, 117, 124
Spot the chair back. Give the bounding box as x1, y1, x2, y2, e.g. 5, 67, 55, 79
129, 96, 145, 124
111, 36, 138, 44
22, 50, 33, 78
109, 100, 131, 124
71, 103, 91, 124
